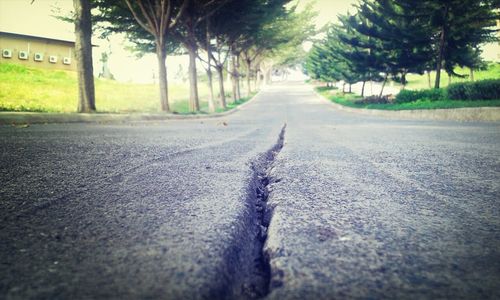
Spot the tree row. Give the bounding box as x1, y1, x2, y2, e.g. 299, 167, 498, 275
72, 0, 314, 113
305, 0, 499, 98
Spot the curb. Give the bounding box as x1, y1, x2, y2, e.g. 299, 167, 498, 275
313, 89, 500, 123
0, 91, 261, 125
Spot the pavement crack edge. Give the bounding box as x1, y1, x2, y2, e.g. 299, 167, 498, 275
243, 123, 286, 299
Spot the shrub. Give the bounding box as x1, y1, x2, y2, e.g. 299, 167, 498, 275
316, 86, 337, 92
447, 80, 500, 100
395, 88, 445, 103
355, 95, 391, 105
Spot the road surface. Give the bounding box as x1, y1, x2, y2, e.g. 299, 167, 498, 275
1, 83, 499, 299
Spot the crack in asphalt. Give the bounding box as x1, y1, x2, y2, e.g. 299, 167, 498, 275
2, 124, 288, 300
242, 123, 286, 299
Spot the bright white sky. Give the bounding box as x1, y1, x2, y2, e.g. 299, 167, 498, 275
0, 0, 498, 83
300, 0, 356, 27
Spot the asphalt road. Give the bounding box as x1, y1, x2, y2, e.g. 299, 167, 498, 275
1, 82, 499, 299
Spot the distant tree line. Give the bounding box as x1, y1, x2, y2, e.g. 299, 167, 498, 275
305, 0, 499, 97
71, 0, 314, 113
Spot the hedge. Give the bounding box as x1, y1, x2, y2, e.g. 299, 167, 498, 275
447, 79, 500, 100
395, 88, 446, 103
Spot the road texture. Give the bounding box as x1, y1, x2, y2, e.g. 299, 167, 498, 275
1, 82, 499, 299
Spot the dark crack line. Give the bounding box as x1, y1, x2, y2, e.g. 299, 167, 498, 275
243, 123, 286, 299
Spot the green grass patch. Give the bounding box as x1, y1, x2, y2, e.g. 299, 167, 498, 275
401, 63, 500, 90
316, 86, 500, 110
215, 92, 257, 113
0, 62, 246, 114
360, 99, 500, 110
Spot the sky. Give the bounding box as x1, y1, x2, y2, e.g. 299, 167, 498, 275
0, 0, 498, 83
300, 0, 356, 28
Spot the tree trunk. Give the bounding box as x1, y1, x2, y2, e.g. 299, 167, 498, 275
435, 5, 449, 89
348, 84, 352, 93
448, 73, 452, 85
361, 80, 366, 98
246, 59, 252, 97
227, 65, 231, 85
401, 72, 407, 90
235, 54, 241, 99
379, 74, 388, 98
254, 66, 260, 91
427, 70, 431, 89
74, 0, 96, 113
206, 25, 215, 113
187, 45, 200, 112
264, 68, 272, 85
156, 45, 169, 112
207, 68, 215, 113
231, 55, 238, 102
255, 69, 260, 90
470, 68, 474, 82
342, 83, 346, 94
216, 66, 226, 109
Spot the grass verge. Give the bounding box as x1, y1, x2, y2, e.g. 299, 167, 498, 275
316, 87, 500, 110
402, 63, 500, 90
0, 63, 249, 114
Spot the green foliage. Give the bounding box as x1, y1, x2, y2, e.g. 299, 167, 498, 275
307, 0, 499, 91
93, 0, 183, 55
0, 63, 237, 113
315, 86, 337, 93
316, 87, 500, 110
266, 4, 316, 68
395, 89, 446, 103
395, 0, 499, 87
355, 95, 391, 105
447, 80, 500, 101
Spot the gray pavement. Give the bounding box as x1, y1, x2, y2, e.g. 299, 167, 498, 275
1, 82, 499, 299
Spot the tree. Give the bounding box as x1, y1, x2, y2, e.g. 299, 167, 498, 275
306, 25, 362, 93
352, 0, 433, 93
308, 0, 499, 96
395, 0, 499, 88
305, 43, 341, 85
245, 3, 315, 93
335, 14, 384, 96
45, 0, 96, 112
201, 19, 217, 112
73, 0, 96, 113
173, 0, 229, 112
211, 0, 293, 101
94, 0, 188, 112
196, 15, 231, 109
325, 31, 362, 93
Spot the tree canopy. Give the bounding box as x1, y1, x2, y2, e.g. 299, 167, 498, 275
91, 0, 311, 112
306, 0, 499, 93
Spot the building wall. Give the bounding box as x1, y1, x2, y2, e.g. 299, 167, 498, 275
0, 34, 76, 71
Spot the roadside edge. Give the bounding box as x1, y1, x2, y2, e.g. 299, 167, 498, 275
0, 90, 261, 125
312, 87, 500, 122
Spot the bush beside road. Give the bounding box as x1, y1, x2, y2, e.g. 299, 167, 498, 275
316, 86, 500, 111
315, 66, 500, 112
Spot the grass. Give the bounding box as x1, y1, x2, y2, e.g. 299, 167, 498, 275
401, 63, 500, 90
221, 92, 256, 111
314, 63, 500, 110
316, 87, 500, 110
0, 63, 250, 113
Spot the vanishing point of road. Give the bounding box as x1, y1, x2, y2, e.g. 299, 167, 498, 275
1, 82, 499, 299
